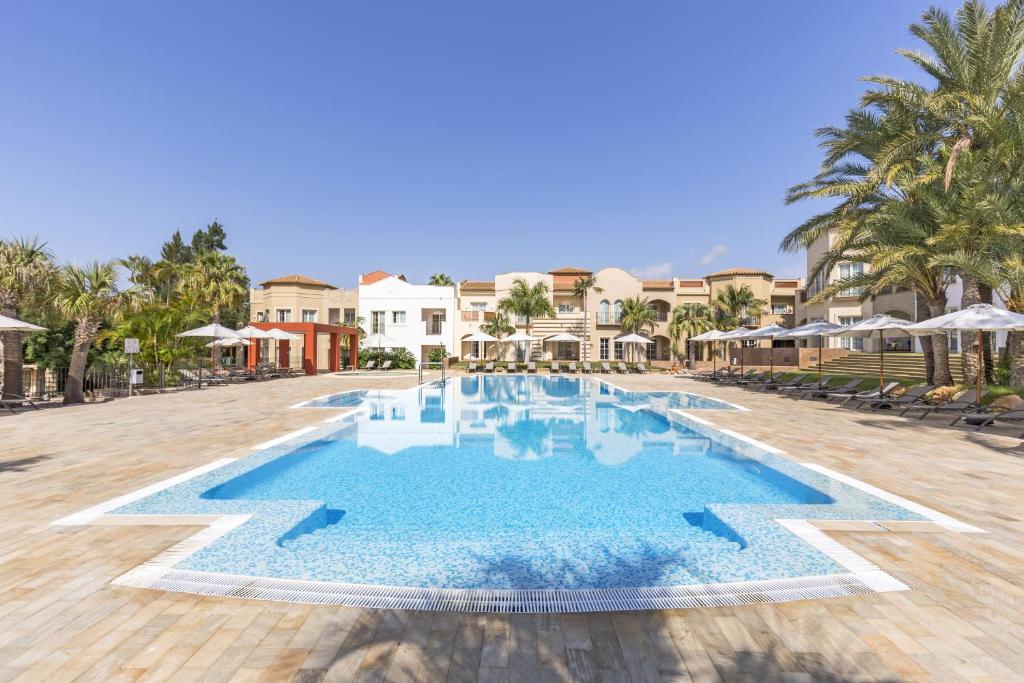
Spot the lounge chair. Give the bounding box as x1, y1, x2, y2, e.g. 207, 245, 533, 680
527, 362, 537, 373
857, 384, 935, 411
582, 362, 593, 373
466, 362, 478, 373
636, 362, 647, 374
179, 368, 225, 385
567, 362, 578, 373
778, 377, 834, 396
962, 408, 1024, 436
506, 362, 518, 373
720, 369, 758, 385
364, 359, 377, 371
1, 393, 39, 415
379, 360, 393, 371
794, 378, 860, 400
708, 368, 740, 383
617, 362, 629, 374
483, 362, 494, 373
601, 362, 612, 374
828, 381, 900, 405
903, 389, 985, 420
550, 361, 561, 374
739, 371, 780, 387
758, 373, 810, 392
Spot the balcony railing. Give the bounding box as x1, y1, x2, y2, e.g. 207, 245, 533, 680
423, 320, 448, 337
597, 314, 622, 325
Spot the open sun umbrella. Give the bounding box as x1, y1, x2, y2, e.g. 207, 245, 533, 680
546, 332, 583, 362
690, 329, 727, 375
718, 327, 752, 373
262, 328, 303, 370
0, 314, 47, 332
828, 314, 913, 392
205, 338, 251, 347
177, 323, 242, 387
904, 303, 1024, 398
778, 320, 845, 383
742, 324, 791, 376
463, 330, 499, 360
615, 332, 653, 364
505, 331, 534, 362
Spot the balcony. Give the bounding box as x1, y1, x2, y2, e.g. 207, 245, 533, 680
597, 314, 622, 325
422, 320, 449, 338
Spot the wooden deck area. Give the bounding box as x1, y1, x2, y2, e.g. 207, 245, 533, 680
2, 371, 1023, 682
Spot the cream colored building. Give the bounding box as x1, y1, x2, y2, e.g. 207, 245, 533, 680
250, 275, 358, 326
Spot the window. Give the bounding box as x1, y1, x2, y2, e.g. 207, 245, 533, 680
470, 302, 487, 311
276, 309, 292, 323
301, 309, 317, 322
370, 311, 385, 334
946, 307, 959, 352
613, 300, 623, 324
391, 310, 406, 325
343, 308, 356, 324
645, 342, 656, 360
256, 311, 266, 322
600, 338, 609, 360
771, 304, 790, 315
742, 339, 758, 348
516, 314, 529, 325
838, 263, 865, 296
838, 316, 863, 350
328, 308, 340, 324
614, 341, 624, 360
599, 300, 610, 324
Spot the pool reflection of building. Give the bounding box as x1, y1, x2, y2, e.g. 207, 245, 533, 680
345, 377, 713, 465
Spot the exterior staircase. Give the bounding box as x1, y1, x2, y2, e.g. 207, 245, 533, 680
807, 352, 964, 383
527, 317, 588, 360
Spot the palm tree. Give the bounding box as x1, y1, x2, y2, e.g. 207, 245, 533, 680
571, 275, 602, 361
178, 251, 248, 324
53, 261, 140, 404
713, 284, 766, 328
427, 273, 455, 287
619, 296, 657, 362
480, 312, 515, 361
497, 279, 555, 360
669, 303, 714, 363
0, 237, 55, 399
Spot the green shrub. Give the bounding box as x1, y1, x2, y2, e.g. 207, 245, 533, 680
359, 347, 417, 369
427, 347, 449, 363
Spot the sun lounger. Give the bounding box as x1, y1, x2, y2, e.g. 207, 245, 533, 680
636, 362, 647, 374
364, 360, 377, 371
179, 368, 225, 386
758, 373, 809, 392
483, 362, 494, 373
794, 378, 860, 400
856, 384, 935, 410
779, 377, 834, 396
827, 381, 900, 405
903, 389, 985, 420
506, 362, 518, 373
1, 393, 39, 415
720, 369, 758, 385
739, 371, 781, 387
567, 362, 578, 373
582, 362, 593, 373
527, 362, 537, 373
466, 362, 478, 373
601, 362, 612, 374
962, 408, 1024, 436
617, 362, 629, 374
550, 361, 561, 374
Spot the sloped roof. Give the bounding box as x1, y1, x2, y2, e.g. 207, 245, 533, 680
642, 280, 674, 291
548, 266, 592, 275
260, 274, 336, 289
705, 267, 773, 279
361, 270, 407, 284
459, 280, 496, 292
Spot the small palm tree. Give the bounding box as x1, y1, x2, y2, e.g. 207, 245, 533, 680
572, 275, 602, 361
427, 273, 455, 287
480, 312, 515, 361
713, 284, 766, 328
178, 251, 248, 323
497, 279, 556, 360
0, 237, 55, 399
619, 296, 657, 362
54, 261, 140, 404
669, 303, 714, 363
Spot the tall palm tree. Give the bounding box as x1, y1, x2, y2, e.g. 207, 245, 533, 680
427, 273, 455, 287
178, 251, 248, 324
0, 238, 55, 399
53, 261, 140, 404
669, 303, 714, 363
480, 312, 515, 361
713, 284, 766, 328
619, 296, 657, 361
497, 279, 555, 360
571, 275, 602, 361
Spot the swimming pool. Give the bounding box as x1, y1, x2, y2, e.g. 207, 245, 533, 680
112, 375, 930, 608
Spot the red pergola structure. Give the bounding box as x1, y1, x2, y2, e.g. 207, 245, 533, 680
245, 322, 360, 375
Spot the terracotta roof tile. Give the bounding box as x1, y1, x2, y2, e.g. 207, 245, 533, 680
548, 266, 592, 275
704, 267, 773, 278
459, 280, 496, 292
642, 280, 674, 290
260, 274, 336, 289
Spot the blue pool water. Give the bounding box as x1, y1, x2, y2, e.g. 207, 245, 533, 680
118, 376, 924, 589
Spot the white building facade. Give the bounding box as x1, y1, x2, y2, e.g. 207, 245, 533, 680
358, 274, 456, 363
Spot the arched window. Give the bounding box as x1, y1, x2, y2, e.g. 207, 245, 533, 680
613, 300, 623, 323
599, 300, 610, 323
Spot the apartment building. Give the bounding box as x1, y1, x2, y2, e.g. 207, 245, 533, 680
250, 275, 358, 326
357, 271, 456, 363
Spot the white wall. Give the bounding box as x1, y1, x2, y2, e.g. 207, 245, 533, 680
358, 276, 456, 362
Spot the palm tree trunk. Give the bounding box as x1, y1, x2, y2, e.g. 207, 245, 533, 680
926, 296, 953, 386
961, 275, 981, 387
978, 283, 995, 383
0, 297, 25, 400
1007, 330, 1024, 388
64, 318, 100, 404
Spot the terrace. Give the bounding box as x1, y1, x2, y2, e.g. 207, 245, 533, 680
2, 370, 1023, 680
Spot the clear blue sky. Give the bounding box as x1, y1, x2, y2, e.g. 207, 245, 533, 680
0, 1, 961, 287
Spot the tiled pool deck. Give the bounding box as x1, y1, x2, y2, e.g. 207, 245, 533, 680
2, 371, 1024, 680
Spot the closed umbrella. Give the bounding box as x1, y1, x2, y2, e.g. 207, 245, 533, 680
615, 332, 653, 364
904, 304, 1024, 398
505, 331, 534, 362
827, 314, 913, 392
742, 324, 791, 376
463, 331, 499, 360
718, 327, 752, 373
778, 320, 845, 383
